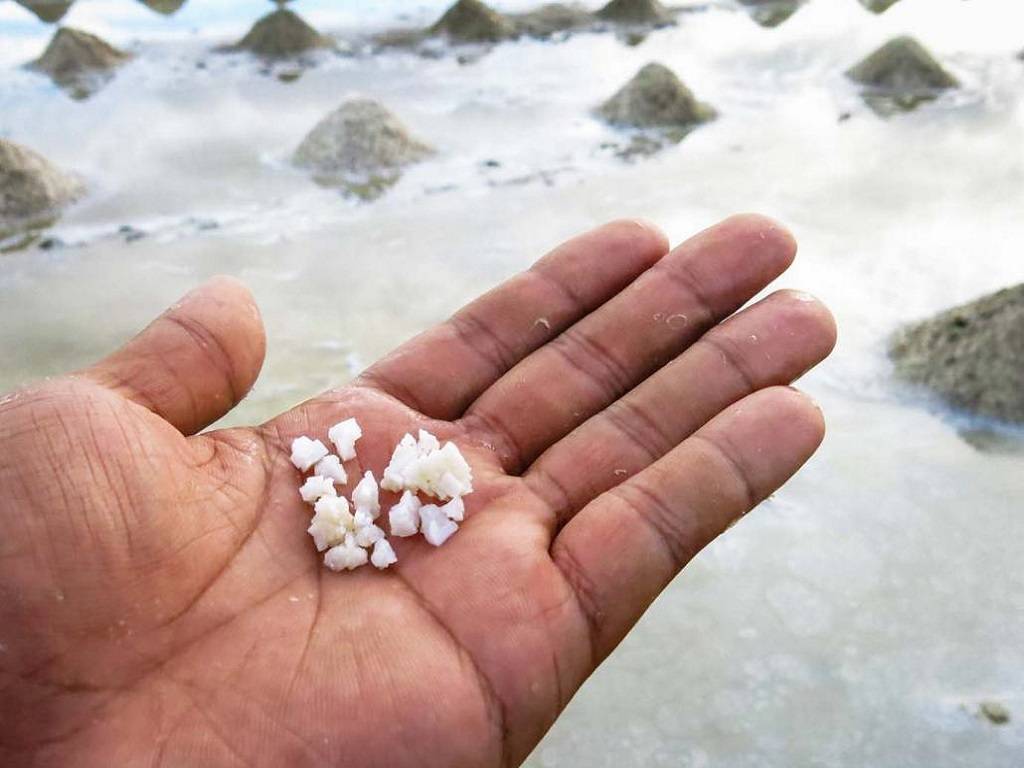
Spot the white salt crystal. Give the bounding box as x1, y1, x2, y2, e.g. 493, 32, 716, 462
353, 509, 374, 529
328, 418, 362, 461
417, 429, 440, 457
355, 523, 385, 547
290, 436, 329, 472
423, 517, 459, 547
352, 470, 380, 518
299, 475, 336, 504
308, 496, 353, 552
314, 455, 347, 485
419, 503, 445, 529
388, 490, 421, 537
381, 433, 418, 491
441, 496, 464, 522
371, 539, 398, 569
324, 542, 368, 571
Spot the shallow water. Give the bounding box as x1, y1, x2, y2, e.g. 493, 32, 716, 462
2, 0, 1023, 764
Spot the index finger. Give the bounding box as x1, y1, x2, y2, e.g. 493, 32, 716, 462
354, 219, 670, 419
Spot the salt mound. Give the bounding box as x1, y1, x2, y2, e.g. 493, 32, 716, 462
596, 0, 672, 25
737, 0, 804, 28
846, 36, 958, 113
430, 0, 517, 43
14, 0, 74, 23
859, 0, 902, 12
0, 138, 82, 233
513, 4, 592, 38
233, 9, 334, 59
293, 99, 434, 200
28, 27, 130, 99
139, 0, 187, 15
599, 62, 716, 130
890, 284, 1024, 425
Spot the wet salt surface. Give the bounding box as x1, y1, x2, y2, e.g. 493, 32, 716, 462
2, 0, 1024, 765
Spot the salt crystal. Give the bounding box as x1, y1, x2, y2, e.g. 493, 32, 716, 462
353, 509, 374, 529
389, 490, 421, 537
352, 470, 380, 518
355, 523, 385, 547
328, 418, 362, 461
442, 496, 464, 522
417, 429, 440, 457
290, 436, 329, 472
324, 542, 368, 571
423, 517, 459, 547
314, 455, 347, 485
299, 475, 336, 504
381, 433, 418, 491
308, 496, 353, 552
371, 539, 398, 569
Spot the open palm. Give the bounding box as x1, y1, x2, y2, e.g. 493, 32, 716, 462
0, 215, 835, 768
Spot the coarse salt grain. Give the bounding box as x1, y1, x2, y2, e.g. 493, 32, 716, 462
299, 475, 336, 504
381, 430, 474, 500
355, 523, 385, 548
388, 490, 421, 537
328, 418, 362, 461
352, 470, 380, 518
314, 455, 347, 485
370, 539, 398, 569
308, 496, 353, 552
324, 541, 368, 571
423, 516, 459, 547
441, 496, 464, 522
290, 436, 329, 472
381, 433, 417, 491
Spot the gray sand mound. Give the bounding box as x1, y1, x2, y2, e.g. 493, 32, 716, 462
233, 9, 334, 59
599, 62, 716, 129
28, 27, 130, 99
512, 4, 592, 38
139, 0, 187, 15
596, 0, 672, 25
847, 36, 958, 112
0, 138, 83, 231
293, 99, 434, 200
737, 0, 804, 28
859, 0, 902, 12
430, 0, 517, 43
890, 284, 1024, 425
14, 0, 74, 23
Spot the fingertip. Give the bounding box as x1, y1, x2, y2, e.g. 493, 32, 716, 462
770, 289, 839, 356
600, 218, 671, 261
722, 213, 798, 267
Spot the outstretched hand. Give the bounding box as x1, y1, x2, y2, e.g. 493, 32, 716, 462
0, 215, 835, 767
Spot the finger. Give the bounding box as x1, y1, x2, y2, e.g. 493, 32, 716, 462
551, 386, 824, 662
461, 214, 797, 473
78, 276, 266, 435
355, 219, 669, 419
527, 289, 836, 524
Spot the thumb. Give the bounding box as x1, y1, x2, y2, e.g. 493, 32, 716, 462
79, 276, 266, 435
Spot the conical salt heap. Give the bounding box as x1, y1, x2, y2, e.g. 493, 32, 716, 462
737, 0, 804, 28
859, 0, 902, 12
846, 36, 958, 113
138, 0, 187, 15
28, 27, 131, 99
233, 9, 334, 58
14, 0, 75, 23
293, 99, 435, 201
890, 285, 1024, 425
596, 0, 672, 25
0, 138, 83, 234
430, 0, 517, 43
599, 62, 716, 130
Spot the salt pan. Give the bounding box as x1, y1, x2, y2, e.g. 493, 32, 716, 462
328, 418, 362, 461
290, 436, 329, 471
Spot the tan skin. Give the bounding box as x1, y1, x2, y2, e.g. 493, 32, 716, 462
0, 215, 836, 767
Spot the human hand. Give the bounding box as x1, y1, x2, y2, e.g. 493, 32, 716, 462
0, 215, 836, 767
